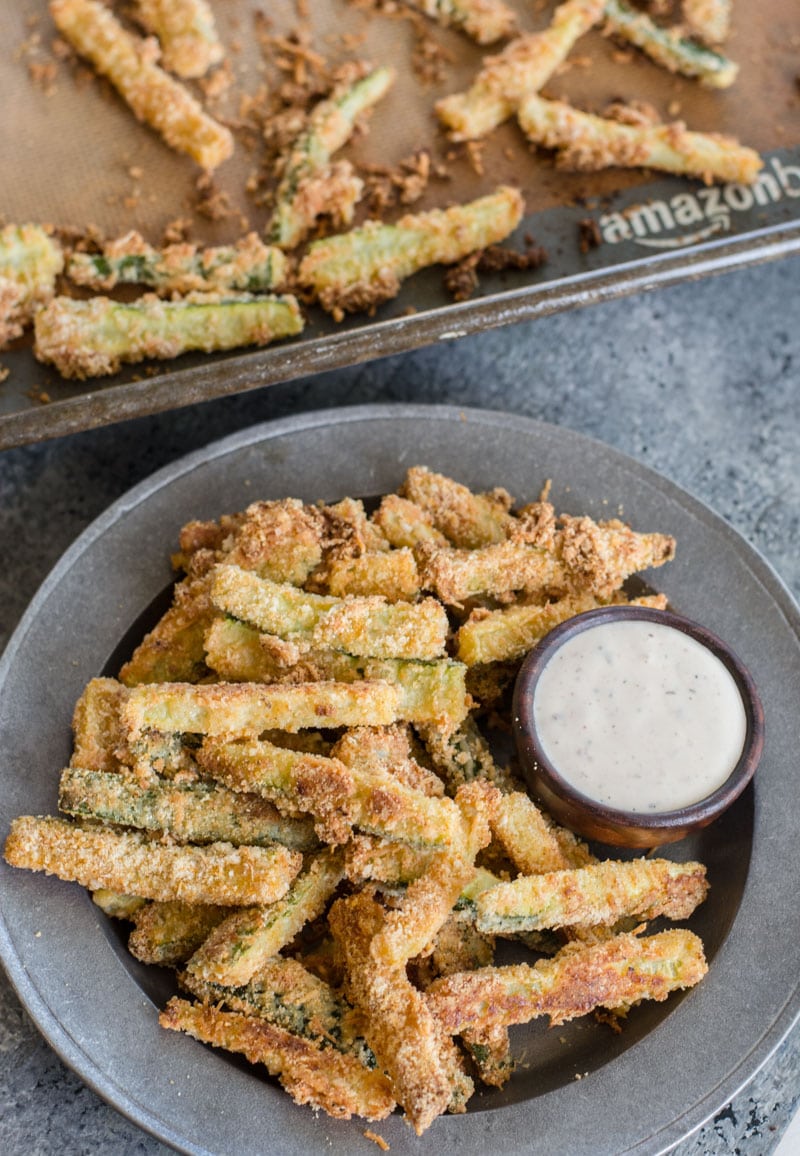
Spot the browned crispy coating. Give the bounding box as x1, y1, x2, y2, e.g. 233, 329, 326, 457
401, 466, 514, 548
426, 929, 708, 1033
159, 998, 395, 1121
70, 677, 129, 772
329, 891, 473, 1133
119, 573, 215, 687
4, 816, 302, 906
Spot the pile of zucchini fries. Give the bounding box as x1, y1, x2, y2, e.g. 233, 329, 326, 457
5, 466, 711, 1134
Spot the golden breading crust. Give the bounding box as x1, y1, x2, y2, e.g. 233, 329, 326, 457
4, 816, 302, 906
426, 929, 708, 1032
329, 891, 474, 1134
159, 998, 396, 1121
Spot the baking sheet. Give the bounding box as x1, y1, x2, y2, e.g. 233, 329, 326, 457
1, 0, 799, 448
1, 404, 799, 1154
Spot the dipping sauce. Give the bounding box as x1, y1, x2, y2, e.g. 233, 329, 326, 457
532, 618, 748, 813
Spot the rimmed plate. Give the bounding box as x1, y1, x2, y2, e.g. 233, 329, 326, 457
1, 404, 798, 1155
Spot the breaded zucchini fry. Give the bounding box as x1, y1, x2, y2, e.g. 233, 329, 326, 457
70, 677, 129, 772
220, 498, 325, 584
297, 187, 524, 320
426, 929, 708, 1032
436, 0, 606, 139
123, 679, 401, 738
269, 66, 396, 250
92, 889, 147, 919
344, 836, 438, 887
418, 539, 563, 604
67, 232, 287, 295
490, 790, 592, 876
199, 736, 462, 849
682, 0, 731, 46
0, 224, 63, 348
185, 847, 344, 985
160, 998, 395, 1121
372, 493, 449, 549
330, 891, 473, 1134
604, 0, 737, 86
180, 955, 375, 1066
50, 0, 233, 169
58, 767, 318, 850
333, 725, 445, 797
518, 94, 761, 185
370, 781, 496, 967
119, 574, 214, 687
475, 858, 708, 934
203, 619, 469, 729
456, 591, 615, 665
417, 716, 515, 794
406, 0, 517, 45
322, 548, 421, 601
400, 466, 514, 548
34, 292, 303, 380
4, 815, 302, 906
129, 900, 230, 965
210, 564, 448, 660
131, 0, 223, 79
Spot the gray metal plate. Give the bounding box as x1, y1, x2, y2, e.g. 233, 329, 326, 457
0, 404, 798, 1155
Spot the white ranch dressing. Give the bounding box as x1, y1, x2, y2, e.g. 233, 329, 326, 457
533, 619, 747, 813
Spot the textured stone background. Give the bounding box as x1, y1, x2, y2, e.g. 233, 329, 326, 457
1, 254, 798, 1154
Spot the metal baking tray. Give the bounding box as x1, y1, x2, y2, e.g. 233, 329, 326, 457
1, 0, 798, 449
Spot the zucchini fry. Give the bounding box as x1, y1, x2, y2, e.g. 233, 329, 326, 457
92, 889, 147, 919
160, 998, 395, 1121
400, 466, 514, 548
34, 292, 303, 380
490, 790, 592, 876
474, 858, 708, 934
330, 891, 473, 1134
67, 232, 287, 295
417, 716, 515, 794
222, 498, 325, 584
418, 538, 563, 604
372, 493, 449, 549
129, 900, 230, 965
50, 0, 233, 169
456, 591, 615, 665
180, 955, 375, 1066
297, 187, 524, 320
4, 815, 302, 906
131, 0, 223, 79
210, 564, 448, 660
0, 224, 63, 347
518, 94, 762, 185
123, 679, 401, 738
203, 619, 469, 730
370, 781, 496, 968
436, 0, 606, 139
58, 767, 318, 850
199, 736, 463, 849
332, 725, 445, 797
426, 929, 708, 1032
70, 677, 129, 772
185, 847, 344, 985
603, 0, 737, 87
119, 574, 214, 687
269, 66, 396, 250
406, 0, 517, 45
322, 548, 421, 601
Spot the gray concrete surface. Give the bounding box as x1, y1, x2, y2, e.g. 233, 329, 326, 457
1, 254, 798, 1154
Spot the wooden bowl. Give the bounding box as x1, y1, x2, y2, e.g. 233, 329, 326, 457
512, 605, 764, 848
